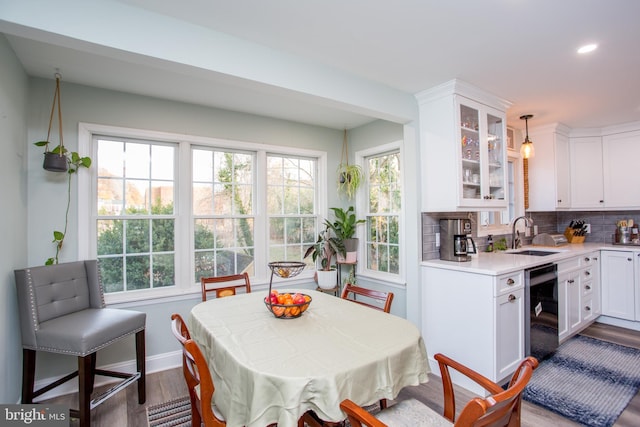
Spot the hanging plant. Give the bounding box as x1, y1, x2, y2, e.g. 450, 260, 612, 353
337, 129, 363, 199
34, 73, 92, 265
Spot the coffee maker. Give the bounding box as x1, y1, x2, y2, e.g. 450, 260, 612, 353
440, 219, 473, 262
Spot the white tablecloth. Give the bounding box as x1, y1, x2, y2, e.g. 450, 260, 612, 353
189, 289, 429, 427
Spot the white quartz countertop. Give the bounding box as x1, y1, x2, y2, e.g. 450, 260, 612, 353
421, 243, 616, 276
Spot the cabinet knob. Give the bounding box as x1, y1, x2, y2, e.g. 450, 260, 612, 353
585, 306, 591, 311
568, 279, 575, 284
585, 271, 591, 276
585, 284, 591, 290
600, 200, 604, 203
584, 257, 590, 262
507, 278, 515, 285
508, 294, 516, 302
557, 199, 562, 203
628, 258, 633, 262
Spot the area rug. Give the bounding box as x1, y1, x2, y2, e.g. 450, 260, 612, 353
523, 334, 640, 427
146, 396, 380, 426
147, 396, 191, 427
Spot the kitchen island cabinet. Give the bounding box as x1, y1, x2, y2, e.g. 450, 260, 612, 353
422, 266, 524, 395
416, 79, 510, 212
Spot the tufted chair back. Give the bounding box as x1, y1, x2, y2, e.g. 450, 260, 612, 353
15, 260, 104, 350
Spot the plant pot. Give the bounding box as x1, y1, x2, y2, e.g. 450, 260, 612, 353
43, 152, 68, 172
316, 269, 337, 289
337, 238, 358, 263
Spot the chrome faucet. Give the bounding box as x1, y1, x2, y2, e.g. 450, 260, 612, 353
511, 216, 532, 249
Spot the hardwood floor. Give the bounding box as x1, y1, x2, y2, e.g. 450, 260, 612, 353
42, 322, 640, 426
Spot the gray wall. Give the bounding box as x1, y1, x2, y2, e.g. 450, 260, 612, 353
0, 34, 29, 403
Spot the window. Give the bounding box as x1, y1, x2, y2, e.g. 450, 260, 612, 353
357, 143, 402, 280
78, 123, 325, 303
96, 138, 177, 293
477, 153, 523, 237
267, 155, 317, 266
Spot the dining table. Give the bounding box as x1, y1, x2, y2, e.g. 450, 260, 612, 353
188, 288, 430, 427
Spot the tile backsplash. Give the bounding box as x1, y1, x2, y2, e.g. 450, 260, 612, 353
422, 210, 640, 261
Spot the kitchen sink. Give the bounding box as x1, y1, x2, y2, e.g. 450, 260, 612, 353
509, 250, 558, 256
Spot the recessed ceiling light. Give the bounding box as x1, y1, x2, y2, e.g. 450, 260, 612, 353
577, 44, 598, 54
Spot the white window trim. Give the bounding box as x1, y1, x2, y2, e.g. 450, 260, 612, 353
354, 140, 405, 286
78, 122, 327, 304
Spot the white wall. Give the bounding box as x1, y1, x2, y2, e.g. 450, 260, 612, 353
0, 34, 28, 403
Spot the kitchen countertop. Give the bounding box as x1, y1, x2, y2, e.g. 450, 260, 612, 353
422, 243, 608, 276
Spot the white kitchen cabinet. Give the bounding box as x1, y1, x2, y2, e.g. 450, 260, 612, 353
570, 136, 604, 209
557, 252, 601, 342
527, 124, 571, 211
601, 250, 635, 320
417, 79, 511, 212
422, 266, 523, 395
602, 130, 640, 208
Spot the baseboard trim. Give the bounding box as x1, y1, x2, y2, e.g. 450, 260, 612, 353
32, 350, 182, 402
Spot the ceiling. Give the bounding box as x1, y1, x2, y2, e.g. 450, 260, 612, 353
2, 0, 640, 131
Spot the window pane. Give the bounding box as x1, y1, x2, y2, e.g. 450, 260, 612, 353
98, 178, 123, 215
125, 143, 150, 179
126, 219, 150, 253
97, 139, 124, 177
151, 182, 174, 213
152, 254, 175, 287
99, 257, 123, 293
193, 183, 213, 215
98, 220, 123, 255
151, 145, 174, 180
126, 255, 150, 290
152, 219, 174, 252
125, 180, 149, 214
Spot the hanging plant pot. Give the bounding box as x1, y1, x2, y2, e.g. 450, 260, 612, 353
43, 151, 68, 172
337, 130, 363, 199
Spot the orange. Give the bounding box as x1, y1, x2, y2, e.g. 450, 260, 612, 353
289, 306, 300, 316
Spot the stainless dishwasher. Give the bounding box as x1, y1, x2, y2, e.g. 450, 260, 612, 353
524, 263, 559, 360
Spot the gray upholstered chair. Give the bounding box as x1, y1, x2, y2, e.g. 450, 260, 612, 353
14, 260, 146, 426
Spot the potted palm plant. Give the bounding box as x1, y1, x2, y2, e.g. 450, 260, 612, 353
325, 206, 365, 263
304, 226, 344, 289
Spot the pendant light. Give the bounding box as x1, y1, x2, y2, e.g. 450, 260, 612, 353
519, 114, 535, 159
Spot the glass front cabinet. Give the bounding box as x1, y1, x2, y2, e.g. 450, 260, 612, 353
417, 80, 511, 212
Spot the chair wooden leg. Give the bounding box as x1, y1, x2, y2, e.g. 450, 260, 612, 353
78, 355, 92, 427
88, 353, 97, 393
136, 329, 146, 404
21, 349, 36, 404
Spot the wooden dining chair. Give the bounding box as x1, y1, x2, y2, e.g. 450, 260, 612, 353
170, 313, 226, 427
200, 272, 251, 301
341, 284, 394, 313
340, 354, 538, 427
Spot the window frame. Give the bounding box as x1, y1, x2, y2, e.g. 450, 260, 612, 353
78, 122, 327, 304
355, 141, 405, 285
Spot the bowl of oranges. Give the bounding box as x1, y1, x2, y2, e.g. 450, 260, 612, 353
264, 290, 312, 319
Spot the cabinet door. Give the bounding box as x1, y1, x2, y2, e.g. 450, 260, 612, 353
559, 270, 580, 341
496, 288, 524, 381
603, 130, 640, 208
568, 271, 581, 334
555, 134, 570, 208
570, 137, 604, 208
601, 250, 635, 320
